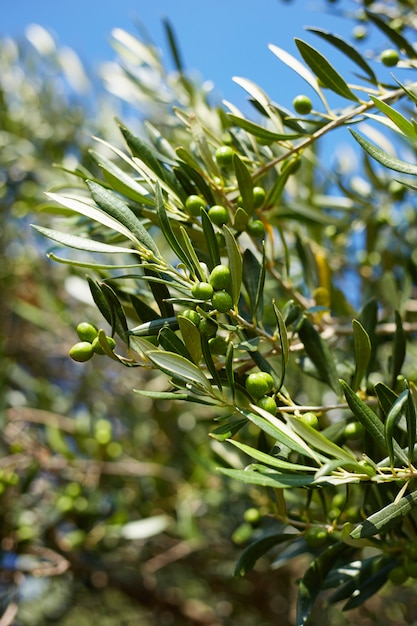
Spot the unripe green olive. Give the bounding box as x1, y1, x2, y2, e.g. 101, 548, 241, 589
208, 336, 228, 355
305, 526, 328, 547
245, 372, 273, 400
191, 281, 214, 301
256, 395, 277, 415
212, 290, 233, 313
246, 219, 266, 238
388, 565, 408, 585
293, 95, 313, 115
209, 265, 231, 291
69, 341, 94, 362
381, 49, 399, 67
185, 194, 206, 216
181, 309, 201, 326
343, 421, 364, 439
92, 335, 116, 355
300, 412, 319, 429
208, 205, 229, 226
253, 186, 266, 209
215, 145, 234, 168
199, 317, 218, 338
244, 507, 262, 525
76, 322, 98, 343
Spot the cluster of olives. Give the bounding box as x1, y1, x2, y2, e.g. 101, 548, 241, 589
245, 371, 277, 415
69, 322, 116, 362
184, 161, 266, 240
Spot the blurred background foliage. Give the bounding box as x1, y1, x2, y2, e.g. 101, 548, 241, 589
3, 1, 417, 624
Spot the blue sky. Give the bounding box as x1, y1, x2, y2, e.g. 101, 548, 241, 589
2, 0, 359, 110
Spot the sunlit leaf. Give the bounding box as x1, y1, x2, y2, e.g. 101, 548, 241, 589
32, 225, 138, 255
227, 439, 317, 473
369, 97, 417, 141
295, 39, 359, 102
178, 315, 202, 364
147, 350, 214, 393
350, 489, 417, 539
385, 389, 409, 468
307, 27, 377, 83
350, 129, 417, 174
224, 225, 242, 307
218, 467, 315, 489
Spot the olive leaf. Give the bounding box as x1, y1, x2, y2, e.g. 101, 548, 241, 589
32, 225, 138, 256
385, 388, 409, 469
352, 319, 371, 391
295, 38, 359, 102
349, 129, 417, 175
224, 225, 243, 307
350, 489, 417, 539
235, 532, 296, 577
218, 468, 316, 489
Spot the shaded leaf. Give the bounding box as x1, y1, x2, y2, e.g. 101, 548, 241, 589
147, 350, 214, 394
235, 532, 295, 577
385, 389, 409, 468
366, 11, 417, 59
178, 315, 202, 364
273, 301, 289, 391
209, 418, 248, 442
297, 542, 348, 626
201, 208, 221, 270
391, 310, 406, 388
352, 319, 371, 391
374, 382, 398, 420
298, 318, 340, 393
224, 225, 243, 307
340, 379, 408, 465
233, 153, 254, 214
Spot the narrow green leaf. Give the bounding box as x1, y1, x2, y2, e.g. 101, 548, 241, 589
99, 282, 129, 342
189, 117, 221, 179
235, 533, 295, 577
297, 543, 349, 626
349, 129, 417, 175
350, 489, 417, 539
158, 327, 193, 361
273, 301, 289, 391
87, 180, 160, 256
89, 149, 151, 204
209, 418, 248, 442
391, 310, 406, 388
119, 123, 167, 181
268, 43, 325, 103
200, 335, 223, 391
298, 318, 340, 393
155, 183, 192, 269
45, 192, 142, 248
340, 379, 408, 465
147, 350, 214, 393
233, 153, 254, 214
352, 319, 371, 391
47, 252, 141, 270
227, 113, 303, 141
307, 27, 377, 82
287, 416, 355, 462
179, 226, 205, 281
265, 157, 301, 209
227, 439, 317, 473
242, 249, 263, 319
369, 97, 417, 141
366, 11, 417, 59
374, 382, 398, 420
178, 315, 202, 364
130, 317, 178, 336
232, 76, 282, 129
237, 407, 321, 463
224, 225, 243, 307
295, 38, 359, 102
32, 225, 138, 255
385, 389, 409, 468
358, 299, 378, 375
163, 19, 184, 73
200, 208, 221, 270
87, 276, 113, 328
218, 468, 315, 489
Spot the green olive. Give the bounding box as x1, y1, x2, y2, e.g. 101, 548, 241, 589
256, 395, 277, 415
209, 265, 232, 291
76, 322, 98, 343
191, 281, 214, 301
245, 372, 273, 400
293, 95, 313, 115
381, 49, 399, 67
208, 205, 229, 226
212, 290, 233, 313
305, 527, 328, 547
253, 186, 266, 209
208, 336, 228, 355
246, 219, 266, 238
181, 309, 201, 326
69, 341, 94, 362
185, 194, 206, 216
215, 145, 234, 168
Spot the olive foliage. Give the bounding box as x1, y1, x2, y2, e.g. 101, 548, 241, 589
8, 1, 417, 624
